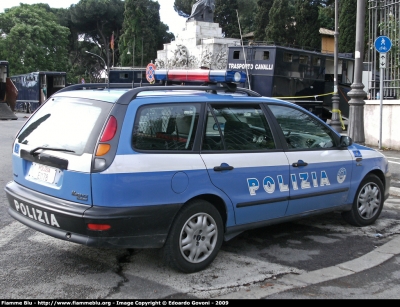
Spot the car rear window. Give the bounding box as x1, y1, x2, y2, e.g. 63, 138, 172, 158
17, 97, 113, 155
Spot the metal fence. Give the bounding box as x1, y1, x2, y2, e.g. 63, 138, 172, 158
367, 0, 400, 99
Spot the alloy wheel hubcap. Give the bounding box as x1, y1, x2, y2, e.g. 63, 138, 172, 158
179, 213, 217, 263
357, 183, 381, 219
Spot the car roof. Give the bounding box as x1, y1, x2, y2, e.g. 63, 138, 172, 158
52, 85, 297, 108
53, 89, 131, 103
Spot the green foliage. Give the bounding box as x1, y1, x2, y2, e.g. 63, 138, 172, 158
214, 0, 240, 38
70, 0, 124, 71
0, 4, 70, 76
254, 0, 274, 41
0, 0, 372, 85
378, 12, 400, 97
294, 0, 321, 50
237, 0, 257, 35
318, 4, 334, 30
378, 13, 399, 61
119, 0, 165, 67
338, 0, 356, 53
266, 0, 296, 45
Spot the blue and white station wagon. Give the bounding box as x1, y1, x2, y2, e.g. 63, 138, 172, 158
5, 69, 391, 273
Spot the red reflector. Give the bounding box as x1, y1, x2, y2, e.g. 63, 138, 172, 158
100, 116, 117, 142
87, 223, 111, 231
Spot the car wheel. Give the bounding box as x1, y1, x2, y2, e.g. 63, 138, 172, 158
163, 199, 224, 273
341, 174, 384, 227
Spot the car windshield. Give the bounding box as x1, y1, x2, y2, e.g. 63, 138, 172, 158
17, 97, 112, 155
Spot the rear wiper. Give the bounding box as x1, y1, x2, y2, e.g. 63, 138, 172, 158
29, 147, 75, 156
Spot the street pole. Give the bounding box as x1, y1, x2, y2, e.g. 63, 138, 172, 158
379, 61, 383, 149
141, 37, 143, 86
330, 0, 342, 133
347, 0, 367, 143
133, 36, 135, 70
85, 51, 110, 89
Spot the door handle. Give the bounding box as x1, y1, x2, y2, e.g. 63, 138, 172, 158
292, 160, 308, 167
214, 163, 234, 171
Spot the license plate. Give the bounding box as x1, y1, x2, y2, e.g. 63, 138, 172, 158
29, 163, 59, 184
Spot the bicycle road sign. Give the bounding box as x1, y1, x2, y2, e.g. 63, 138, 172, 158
375, 36, 392, 53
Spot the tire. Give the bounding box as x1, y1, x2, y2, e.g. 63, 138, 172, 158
341, 174, 384, 227
163, 199, 224, 273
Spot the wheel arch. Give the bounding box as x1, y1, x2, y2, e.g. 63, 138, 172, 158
342, 170, 385, 226
347, 169, 386, 205
173, 193, 229, 232
367, 169, 386, 189
190, 194, 228, 227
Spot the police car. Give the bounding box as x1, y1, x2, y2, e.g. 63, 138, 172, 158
5, 69, 391, 273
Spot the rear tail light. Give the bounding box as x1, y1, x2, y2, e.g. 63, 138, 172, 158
100, 116, 117, 142
95, 116, 117, 157
94, 116, 117, 171
87, 223, 111, 231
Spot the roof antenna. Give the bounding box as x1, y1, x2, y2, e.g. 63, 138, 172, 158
140, 37, 144, 87
236, 9, 251, 90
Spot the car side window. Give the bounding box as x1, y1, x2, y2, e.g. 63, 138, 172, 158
202, 105, 276, 151
268, 105, 336, 150
132, 104, 199, 151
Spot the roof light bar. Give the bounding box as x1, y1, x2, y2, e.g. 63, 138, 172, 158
154, 69, 246, 84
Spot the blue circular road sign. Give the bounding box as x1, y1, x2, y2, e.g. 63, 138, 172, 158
375, 36, 392, 53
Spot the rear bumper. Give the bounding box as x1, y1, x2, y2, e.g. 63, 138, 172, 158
5, 181, 181, 248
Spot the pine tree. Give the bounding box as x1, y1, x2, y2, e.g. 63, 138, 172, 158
338, 0, 356, 53
254, 0, 274, 41
237, 0, 257, 35
120, 0, 163, 66
266, 0, 296, 45
294, 0, 321, 50
318, 2, 334, 30
214, 0, 240, 38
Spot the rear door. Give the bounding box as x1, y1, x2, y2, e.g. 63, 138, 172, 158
91, 102, 208, 209
200, 103, 290, 226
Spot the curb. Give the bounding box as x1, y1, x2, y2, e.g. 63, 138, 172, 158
215, 235, 400, 299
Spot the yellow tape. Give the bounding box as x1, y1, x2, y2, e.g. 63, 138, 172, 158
273, 92, 335, 99
332, 109, 346, 131
270, 91, 345, 130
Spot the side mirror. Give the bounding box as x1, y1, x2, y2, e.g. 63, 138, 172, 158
213, 123, 225, 131
339, 135, 353, 147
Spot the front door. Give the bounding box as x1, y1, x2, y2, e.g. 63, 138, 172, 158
268, 104, 353, 216
200, 104, 290, 226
